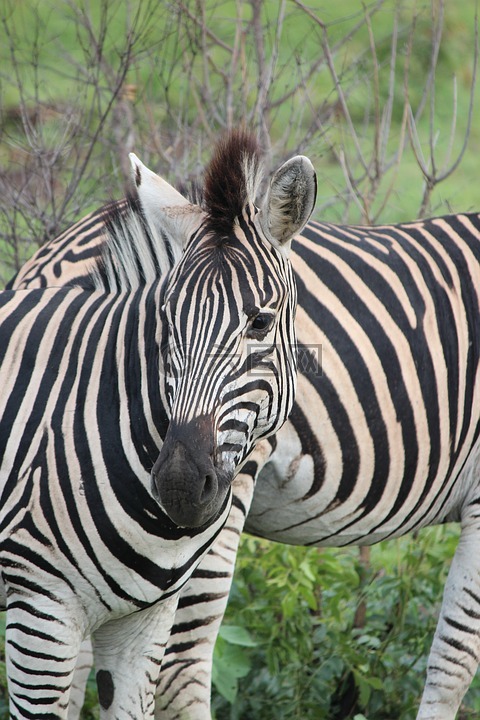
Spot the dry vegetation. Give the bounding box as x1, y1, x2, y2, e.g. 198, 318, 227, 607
0, 0, 477, 284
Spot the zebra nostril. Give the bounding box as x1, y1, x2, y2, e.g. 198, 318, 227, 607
200, 471, 217, 505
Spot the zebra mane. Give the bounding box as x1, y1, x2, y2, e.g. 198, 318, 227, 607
89, 129, 264, 291
203, 129, 264, 236
89, 191, 180, 292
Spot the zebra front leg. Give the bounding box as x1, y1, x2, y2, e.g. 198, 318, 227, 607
92, 594, 179, 719
417, 502, 480, 720
156, 446, 267, 720
156, 499, 249, 719
5, 594, 85, 719
68, 637, 94, 720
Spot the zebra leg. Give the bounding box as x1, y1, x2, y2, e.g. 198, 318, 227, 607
54, 460, 258, 720
5, 596, 85, 719
68, 638, 94, 720
156, 443, 271, 720
417, 494, 480, 719
92, 594, 179, 720
156, 476, 254, 719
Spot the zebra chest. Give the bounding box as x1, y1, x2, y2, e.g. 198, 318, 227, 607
0, 436, 226, 616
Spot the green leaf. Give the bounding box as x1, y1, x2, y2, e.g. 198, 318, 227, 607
212, 640, 253, 704
356, 634, 382, 649
218, 625, 258, 647
212, 662, 238, 704
281, 592, 297, 619
353, 669, 372, 707
367, 676, 385, 690
299, 559, 317, 583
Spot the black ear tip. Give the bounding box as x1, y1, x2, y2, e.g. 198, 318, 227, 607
135, 164, 142, 188
311, 171, 318, 210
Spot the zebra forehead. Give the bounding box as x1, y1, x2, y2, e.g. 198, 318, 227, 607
174, 236, 281, 299
203, 129, 264, 237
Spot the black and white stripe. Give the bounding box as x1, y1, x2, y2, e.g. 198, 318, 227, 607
0, 131, 316, 719
17, 157, 480, 720
249, 215, 480, 546
247, 215, 480, 720
160, 213, 480, 720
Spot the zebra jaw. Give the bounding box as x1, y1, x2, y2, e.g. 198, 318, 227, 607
150, 415, 233, 528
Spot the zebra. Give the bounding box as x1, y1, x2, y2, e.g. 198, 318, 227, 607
11, 163, 480, 720
0, 130, 317, 719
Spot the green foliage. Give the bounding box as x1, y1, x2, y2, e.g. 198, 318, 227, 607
212, 526, 480, 720
82, 674, 100, 720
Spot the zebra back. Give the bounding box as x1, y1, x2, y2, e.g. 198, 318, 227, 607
6, 201, 119, 290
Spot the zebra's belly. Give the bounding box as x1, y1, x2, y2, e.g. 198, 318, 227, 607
244, 421, 480, 547
245, 464, 458, 547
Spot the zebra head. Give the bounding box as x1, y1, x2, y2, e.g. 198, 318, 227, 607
138, 132, 316, 528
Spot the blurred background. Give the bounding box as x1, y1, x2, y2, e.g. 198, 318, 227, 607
0, 1, 478, 718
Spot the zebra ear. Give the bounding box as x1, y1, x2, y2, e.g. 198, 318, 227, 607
129, 153, 204, 247
258, 156, 317, 251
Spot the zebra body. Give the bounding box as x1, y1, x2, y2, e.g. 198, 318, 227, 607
248, 217, 480, 720
191, 215, 480, 720
12, 168, 480, 719
249, 216, 480, 545
0, 132, 316, 719
0, 274, 222, 720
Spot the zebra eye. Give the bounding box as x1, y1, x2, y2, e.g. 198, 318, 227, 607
248, 312, 274, 338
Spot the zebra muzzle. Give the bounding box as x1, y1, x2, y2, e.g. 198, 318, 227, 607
151, 416, 230, 528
